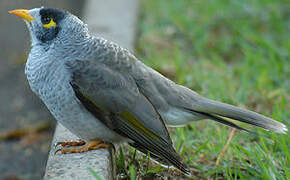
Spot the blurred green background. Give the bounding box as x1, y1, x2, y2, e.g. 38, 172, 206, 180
122, 0, 289, 179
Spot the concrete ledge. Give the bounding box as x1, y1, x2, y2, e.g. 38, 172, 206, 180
44, 0, 139, 179
44, 124, 114, 179
84, 0, 139, 50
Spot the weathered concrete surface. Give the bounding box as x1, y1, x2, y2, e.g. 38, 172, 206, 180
0, 1, 84, 180
44, 0, 139, 179
45, 125, 115, 180
84, 0, 139, 51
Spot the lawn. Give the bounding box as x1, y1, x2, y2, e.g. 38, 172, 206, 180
116, 0, 289, 179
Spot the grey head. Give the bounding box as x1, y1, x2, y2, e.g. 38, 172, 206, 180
10, 7, 89, 47
9, 7, 95, 98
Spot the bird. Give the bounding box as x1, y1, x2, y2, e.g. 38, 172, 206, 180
9, 7, 287, 175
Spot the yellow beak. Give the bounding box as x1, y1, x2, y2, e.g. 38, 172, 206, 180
9, 9, 35, 22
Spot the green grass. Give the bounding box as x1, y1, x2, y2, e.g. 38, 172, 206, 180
115, 0, 289, 179
89, 167, 104, 180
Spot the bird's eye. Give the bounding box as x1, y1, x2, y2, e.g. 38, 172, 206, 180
42, 16, 56, 29
42, 16, 51, 24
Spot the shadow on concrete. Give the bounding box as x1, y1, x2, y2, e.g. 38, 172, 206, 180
0, 1, 85, 179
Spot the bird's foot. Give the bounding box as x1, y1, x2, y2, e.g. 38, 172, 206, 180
54, 139, 110, 154
55, 140, 86, 148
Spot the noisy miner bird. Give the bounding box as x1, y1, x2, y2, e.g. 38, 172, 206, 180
10, 7, 287, 175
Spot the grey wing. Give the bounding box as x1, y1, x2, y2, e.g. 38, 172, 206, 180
65, 60, 190, 174
66, 60, 170, 141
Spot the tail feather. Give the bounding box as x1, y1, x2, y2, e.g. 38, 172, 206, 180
185, 108, 252, 133
192, 97, 288, 134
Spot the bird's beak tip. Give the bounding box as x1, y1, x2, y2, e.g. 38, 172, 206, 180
9, 9, 35, 22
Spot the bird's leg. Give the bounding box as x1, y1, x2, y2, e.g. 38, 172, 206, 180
54, 139, 111, 154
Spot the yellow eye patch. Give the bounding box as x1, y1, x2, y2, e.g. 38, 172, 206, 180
43, 18, 56, 29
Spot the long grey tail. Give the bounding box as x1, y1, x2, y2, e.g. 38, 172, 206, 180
190, 97, 288, 134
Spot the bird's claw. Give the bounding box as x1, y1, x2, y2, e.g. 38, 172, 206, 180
54, 148, 64, 155
54, 139, 111, 155
54, 140, 86, 148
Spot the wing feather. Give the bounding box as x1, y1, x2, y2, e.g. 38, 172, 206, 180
66, 60, 190, 174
